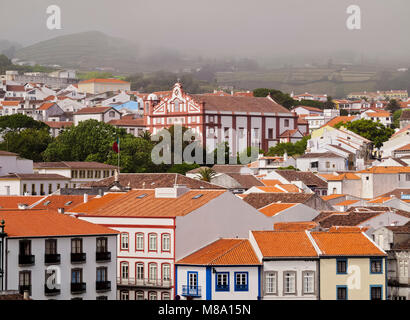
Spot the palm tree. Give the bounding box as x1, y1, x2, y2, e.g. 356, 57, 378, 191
138, 130, 152, 142
196, 168, 217, 182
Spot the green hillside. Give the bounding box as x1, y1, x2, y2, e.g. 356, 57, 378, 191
15, 31, 139, 73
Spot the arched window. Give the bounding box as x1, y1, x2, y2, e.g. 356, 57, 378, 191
136, 263, 144, 280
135, 291, 144, 300
149, 291, 157, 300
120, 262, 129, 280
161, 234, 170, 252
148, 233, 157, 251
162, 263, 171, 281
120, 233, 129, 251
136, 233, 144, 251
109, 111, 115, 117
148, 263, 157, 282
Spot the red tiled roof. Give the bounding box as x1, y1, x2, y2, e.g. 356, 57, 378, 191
258, 203, 298, 217
69, 189, 226, 217
0, 196, 44, 209
311, 232, 385, 256
38, 102, 56, 110
177, 239, 260, 265
252, 231, 318, 258
43, 121, 73, 129
0, 210, 118, 238
191, 95, 292, 114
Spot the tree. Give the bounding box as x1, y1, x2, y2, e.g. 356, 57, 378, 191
0, 128, 53, 162
105, 135, 160, 173
0, 114, 49, 134
386, 99, 401, 114
392, 109, 404, 129
323, 96, 336, 109
43, 120, 125, 162
196, 168, 217, 182
336, 119, 394, 148
265, 135, 310, 157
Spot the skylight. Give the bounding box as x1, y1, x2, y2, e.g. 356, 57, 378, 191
65, 201, 73, 206
43, 201, 51, 206
192, 194, 203, 200
137, 194, 148, 199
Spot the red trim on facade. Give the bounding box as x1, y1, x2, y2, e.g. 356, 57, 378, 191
102, 224, 175, 229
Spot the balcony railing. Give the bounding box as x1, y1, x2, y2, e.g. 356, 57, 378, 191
96, 281, 111, 291
182, 285, 202, 297
71, 253, 86, 264
96, 252, 111, 262
19, 254, 35, 266
44, 284, 61, 296
45, 254, 61, 264
117, 277, 172, 288
71, 282, 86, 294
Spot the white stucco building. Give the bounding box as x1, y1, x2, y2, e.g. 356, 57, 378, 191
0, 209, 118, 300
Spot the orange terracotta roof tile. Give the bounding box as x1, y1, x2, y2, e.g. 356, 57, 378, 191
33, 195, 96, 211
0, 196, 44, 209
367, 197, 391, 204
260, 179, 282, 187
38, 102, 56, 110
255, 186, 285, 193
258, 203, 298, 217
274, 222, 318, 231
328, 226, 369, 233
252, 231, 318, 257
177, 239, 260, 265
322, 116, 356, 128
0, 210, 118, 238
396, 143, 410, 151
311, 232, 385, 256
277, 184, 301, 193
69, 189, 226, 217
68, 193, 126, 213
334, 200, 360, 206
358, 166, 410, 174
322, 194, 345, 201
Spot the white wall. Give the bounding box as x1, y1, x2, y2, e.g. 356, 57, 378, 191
6, 235, 117, 300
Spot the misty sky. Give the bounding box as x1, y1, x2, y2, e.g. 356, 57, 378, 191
1, 0, 409, 61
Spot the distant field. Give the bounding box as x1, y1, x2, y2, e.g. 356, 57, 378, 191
216, 67, 384, 97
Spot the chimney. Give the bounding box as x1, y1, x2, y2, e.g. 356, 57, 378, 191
18, 204, 28, 210
58, 208, 65, 214
84, 193, 88, 204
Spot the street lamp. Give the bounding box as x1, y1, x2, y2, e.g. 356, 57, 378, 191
0, 220, 7, 291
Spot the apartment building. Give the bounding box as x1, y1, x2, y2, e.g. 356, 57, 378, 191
68, 186, 274, 300
0, 209, 118, 300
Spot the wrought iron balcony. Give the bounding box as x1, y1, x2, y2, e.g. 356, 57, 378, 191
96, 252, 111, 262
182, 285, 202, 297
71, 253, 86, 264
71, 282, 86, 294
18, 254, 35, 266
117, 277, 172, 289
96, 280, 111, 291
45, 254, 61, 264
